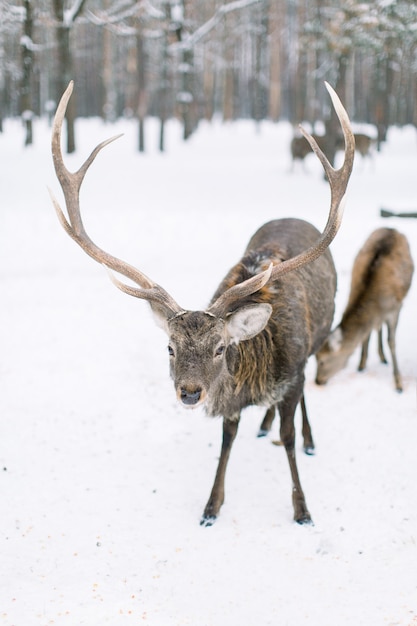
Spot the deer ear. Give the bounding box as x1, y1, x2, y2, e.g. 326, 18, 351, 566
149, 303, 171, 334
226, 303, 272, 343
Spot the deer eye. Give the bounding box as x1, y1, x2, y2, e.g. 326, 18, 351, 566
168, 345, 175, 357
215, 344, 225, 357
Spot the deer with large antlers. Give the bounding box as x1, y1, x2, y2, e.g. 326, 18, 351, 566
50, 81, 354, 526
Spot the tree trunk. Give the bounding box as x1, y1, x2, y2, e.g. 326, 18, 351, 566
202, 51, 215, 121
267, 2, 281, 121
52, 0, 88, 153
21, 0, 34, 146
57, 25, 76, 153
324, 54, 349, 167
223, 33, 234, 121
180, 47, 195, 140
136, 32, 147, 152
102, 16, 115, 122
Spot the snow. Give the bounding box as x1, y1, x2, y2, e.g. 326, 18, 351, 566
1, 113, 417, 626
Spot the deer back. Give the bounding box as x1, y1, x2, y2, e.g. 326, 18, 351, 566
291, 134, 326, 161
352, 133, 373, 157
208, 219, 337, 406
291, 136, 312, 160
214, 219, 336, 342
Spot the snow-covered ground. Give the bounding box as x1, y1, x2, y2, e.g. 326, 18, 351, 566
1, 109, 416, 626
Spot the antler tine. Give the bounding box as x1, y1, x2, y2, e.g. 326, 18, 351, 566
208, 264, 273, 316
49, 80, 183, 316
208, 82, 354, 317
268, 82, 355, 280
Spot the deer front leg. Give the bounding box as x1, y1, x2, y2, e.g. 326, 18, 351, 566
278, 391, 312, 525
201, 415, 240, 527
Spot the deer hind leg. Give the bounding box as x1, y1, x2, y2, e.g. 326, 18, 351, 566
278, 390, 312, 525
259, 396, 314, 455
386, 314, 403, 392
257, 406, 276, 437
201, 415, 240, 527
358, 332, 371, 371
300, 394, 315, 455
377, 327, 388, 364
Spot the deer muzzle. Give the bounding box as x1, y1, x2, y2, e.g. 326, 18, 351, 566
178, 385, 207, 408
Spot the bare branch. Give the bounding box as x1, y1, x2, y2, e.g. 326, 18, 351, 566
171, 0, 266, 51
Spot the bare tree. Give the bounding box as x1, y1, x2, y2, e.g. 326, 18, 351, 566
20, 0, 35, 145
267, 1, 282, 121
52, 0, 88, 153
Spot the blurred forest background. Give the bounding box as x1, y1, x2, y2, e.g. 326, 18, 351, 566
1, 0, 417, 154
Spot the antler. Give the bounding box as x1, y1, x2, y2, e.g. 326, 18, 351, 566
208, 82, 355, 317
49, 80, 183, 317
50, 81, 354, 322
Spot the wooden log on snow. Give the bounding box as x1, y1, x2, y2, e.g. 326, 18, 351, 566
380, 208, 417, 218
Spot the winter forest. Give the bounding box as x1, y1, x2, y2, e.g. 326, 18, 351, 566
2, 0, 417, 153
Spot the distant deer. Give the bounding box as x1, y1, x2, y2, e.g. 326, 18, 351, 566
291, 131, 372, 168
290, 133, 326, 167
49, 82, 354, 526
343, 132, 373, 158
316, 228, 414, 392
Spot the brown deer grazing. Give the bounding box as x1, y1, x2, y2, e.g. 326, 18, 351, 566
290, 133, 326, 165
291, 131, 372, 166
49, 81, 354, 526
315, 228, 414, 392
345, 132, 373, 158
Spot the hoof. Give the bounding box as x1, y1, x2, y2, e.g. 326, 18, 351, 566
200, 514, 217, 527
304, 445, 315, 456
257, 429, 269, 438
295, 515, 314, 526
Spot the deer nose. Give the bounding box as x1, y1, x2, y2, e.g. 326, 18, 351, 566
180, 386, 202, 406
